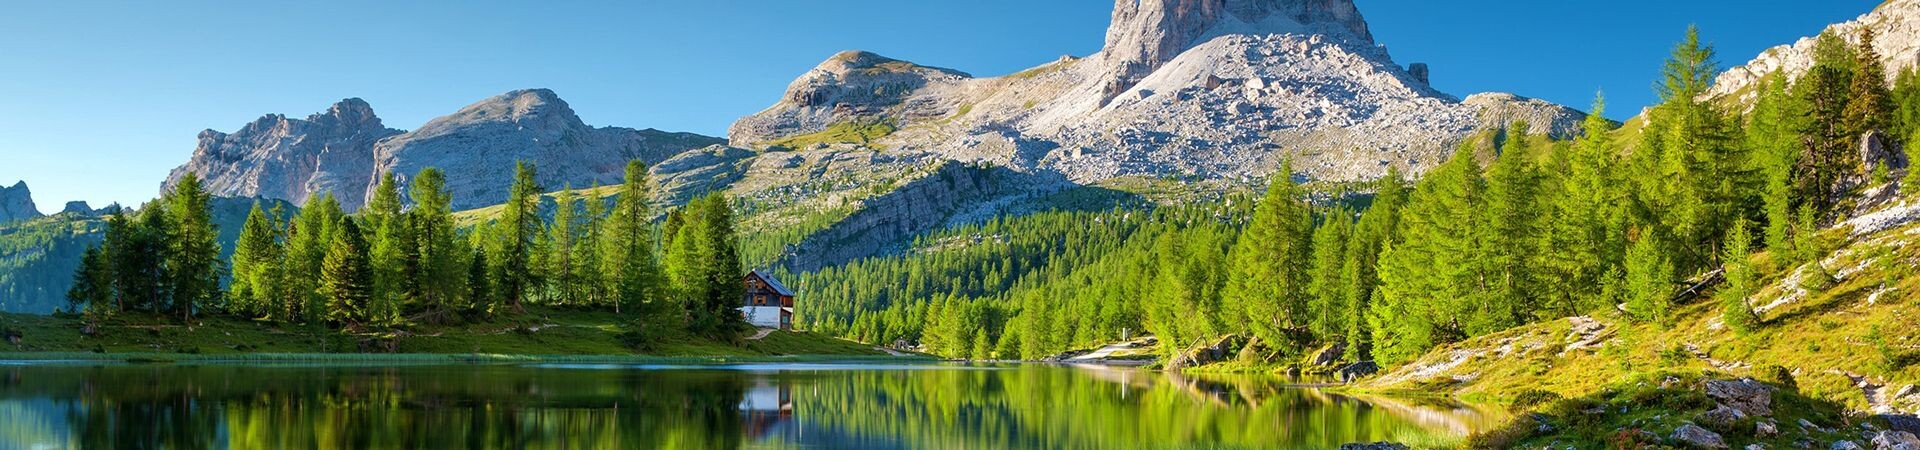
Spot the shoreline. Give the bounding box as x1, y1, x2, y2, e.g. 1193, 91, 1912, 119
0, 351, 939, 365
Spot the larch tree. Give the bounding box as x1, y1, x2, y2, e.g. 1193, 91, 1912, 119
1224, 160, 1315, 353
162, 172, 222, 322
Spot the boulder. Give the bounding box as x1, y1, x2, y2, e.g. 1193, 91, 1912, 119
1701, 405, 1750, 430
1876, 415, 1920, 435
1311, 342, 1347, 367
1873, 430, 1920, 450
1757, 420, 1779, 437
1673, 423, 1729, 449
1832, 441, 1865, 450
1337, 360, 1380, 383
1707, 378, 1776, 417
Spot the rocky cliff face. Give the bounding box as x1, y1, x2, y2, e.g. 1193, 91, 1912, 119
374, 89, 725, 210
167, 90, 723, 212
163, 99, 402, 211
0, 181, 40, 223
1710, 0, 1920, 106
729, 0, 1588, 187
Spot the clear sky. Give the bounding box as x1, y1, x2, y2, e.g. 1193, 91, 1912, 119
0, 0, 1881, 213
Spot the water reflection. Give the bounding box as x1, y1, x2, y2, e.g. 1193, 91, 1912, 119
0, 362, 1502, 449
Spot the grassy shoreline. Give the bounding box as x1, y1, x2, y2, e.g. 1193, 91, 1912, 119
0, 351, 936, 364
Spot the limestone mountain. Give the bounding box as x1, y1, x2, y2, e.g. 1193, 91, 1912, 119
163, 99, 403, 211
0, 181, 42, 224
371, 89, 724, 211
729, 0, 1589, 185
165, 90, 723, 212
1709, 0, 1920, 106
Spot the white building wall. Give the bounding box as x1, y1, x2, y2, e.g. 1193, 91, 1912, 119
739, 306, 783, 328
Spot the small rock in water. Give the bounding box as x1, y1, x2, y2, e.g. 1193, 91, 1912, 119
1673, 423, 1729, 449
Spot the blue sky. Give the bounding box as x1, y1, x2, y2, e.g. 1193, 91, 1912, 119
0, 0, 1880, 213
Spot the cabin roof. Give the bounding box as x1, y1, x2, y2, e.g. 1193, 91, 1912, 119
750, 270, 795, 297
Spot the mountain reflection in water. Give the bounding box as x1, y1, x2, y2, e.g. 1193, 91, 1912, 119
0, 362, 1502, 449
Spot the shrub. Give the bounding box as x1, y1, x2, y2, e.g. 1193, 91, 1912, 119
1509, 389, 1563, 412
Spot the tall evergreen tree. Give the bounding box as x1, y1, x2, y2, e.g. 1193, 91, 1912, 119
1307, 206, 1353, 342
366, 173, 413, 327
1624, 231, 1676, 326
227, 201, 281, 317
1224, 160, 1315, 352
496, 161, 543, 312
410, 167, 466, 319
1343, 168, 1406, 360
1481, 123, 1545, 330
322, 218, 374, 329
1843, 27, 1894, 145
1719, 218, 1760, 333
1372, 143, 1486, 364
1637, 26, 1743, 269
1748, 75, 1802, 251
287, 193, 343, 323
67, 245, 114, 317
547, 186, 580, 305
1545, 95, 1630, 316
162, 173, 222, 322
605, 161, 666, 317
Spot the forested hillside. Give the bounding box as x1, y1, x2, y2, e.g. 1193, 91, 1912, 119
791, 26, 1920, 372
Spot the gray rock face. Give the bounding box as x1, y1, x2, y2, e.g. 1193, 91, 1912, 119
372, 89, 724, 210
1874, 430, 1920, 450
1100, 0, 1372, 102
58, 201, 99, 216
1673, 424, 1729, 449
164, 98, 403, 211
0, 181, 39, 223
729, 0, 1588, 188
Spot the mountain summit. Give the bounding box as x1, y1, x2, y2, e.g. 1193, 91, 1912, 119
165, 90, 724, 211
729, 0, 1587, 186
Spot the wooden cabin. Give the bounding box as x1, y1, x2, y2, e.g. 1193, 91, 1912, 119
740, 270, 794, 330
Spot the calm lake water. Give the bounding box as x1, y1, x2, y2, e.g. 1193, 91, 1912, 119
0, 361, 1502, 449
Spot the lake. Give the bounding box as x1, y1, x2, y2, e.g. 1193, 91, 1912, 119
0, 361, 1502, 449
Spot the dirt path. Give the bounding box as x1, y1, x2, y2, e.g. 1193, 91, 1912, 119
1837, 371, 1897, 414
745, 328, 776, 341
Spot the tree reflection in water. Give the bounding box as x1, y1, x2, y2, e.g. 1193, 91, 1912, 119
0, 363, 1500, 449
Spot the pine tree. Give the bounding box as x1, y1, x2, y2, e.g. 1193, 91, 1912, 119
1224, 160, 1315, 352
496, 161, 543, 312
1748, 75, 1802, 251
1481, 123, 1544, 330
322, 218, 374, 329
1343, 168, 1406, 360
577, 183, 607, 306
1719, 218, 1760, 333
1624, 231, 1676, 325
287, 193, 343, 323
1843, 27, 1894, 145
367, 173, 412, 327
1307, 206, 1353, 343
228, 201, 281, 317
547, 186, 579, 305
410, 167, 466, 319
1545, 95, 1630, 316
162, 172, 222, 322
1372, 143, 1486, 364
67, 245, 114, 318
106, 208, 167, 314
467, 247, 493, 316
605, 161, 666, 317
1638, 26, 1743, 270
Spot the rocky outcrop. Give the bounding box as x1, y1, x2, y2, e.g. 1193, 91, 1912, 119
729, 0, 1589, 188
0, 181, 39, 223
372, 89, 724, 210
1709, 0, 1920, 106
164, 99, 403, 211
1672, 424, 1729, 449
1706, 378, 1777, 417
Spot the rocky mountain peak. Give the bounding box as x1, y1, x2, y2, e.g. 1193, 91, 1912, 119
0, 181, 41, 223
372, 88, 725, 210
164, 98, 405, 211
1709, 0, 1920, 105
1098, 0, 1373, 99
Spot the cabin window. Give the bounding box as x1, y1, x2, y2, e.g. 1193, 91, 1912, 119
756, 295, 767, 306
